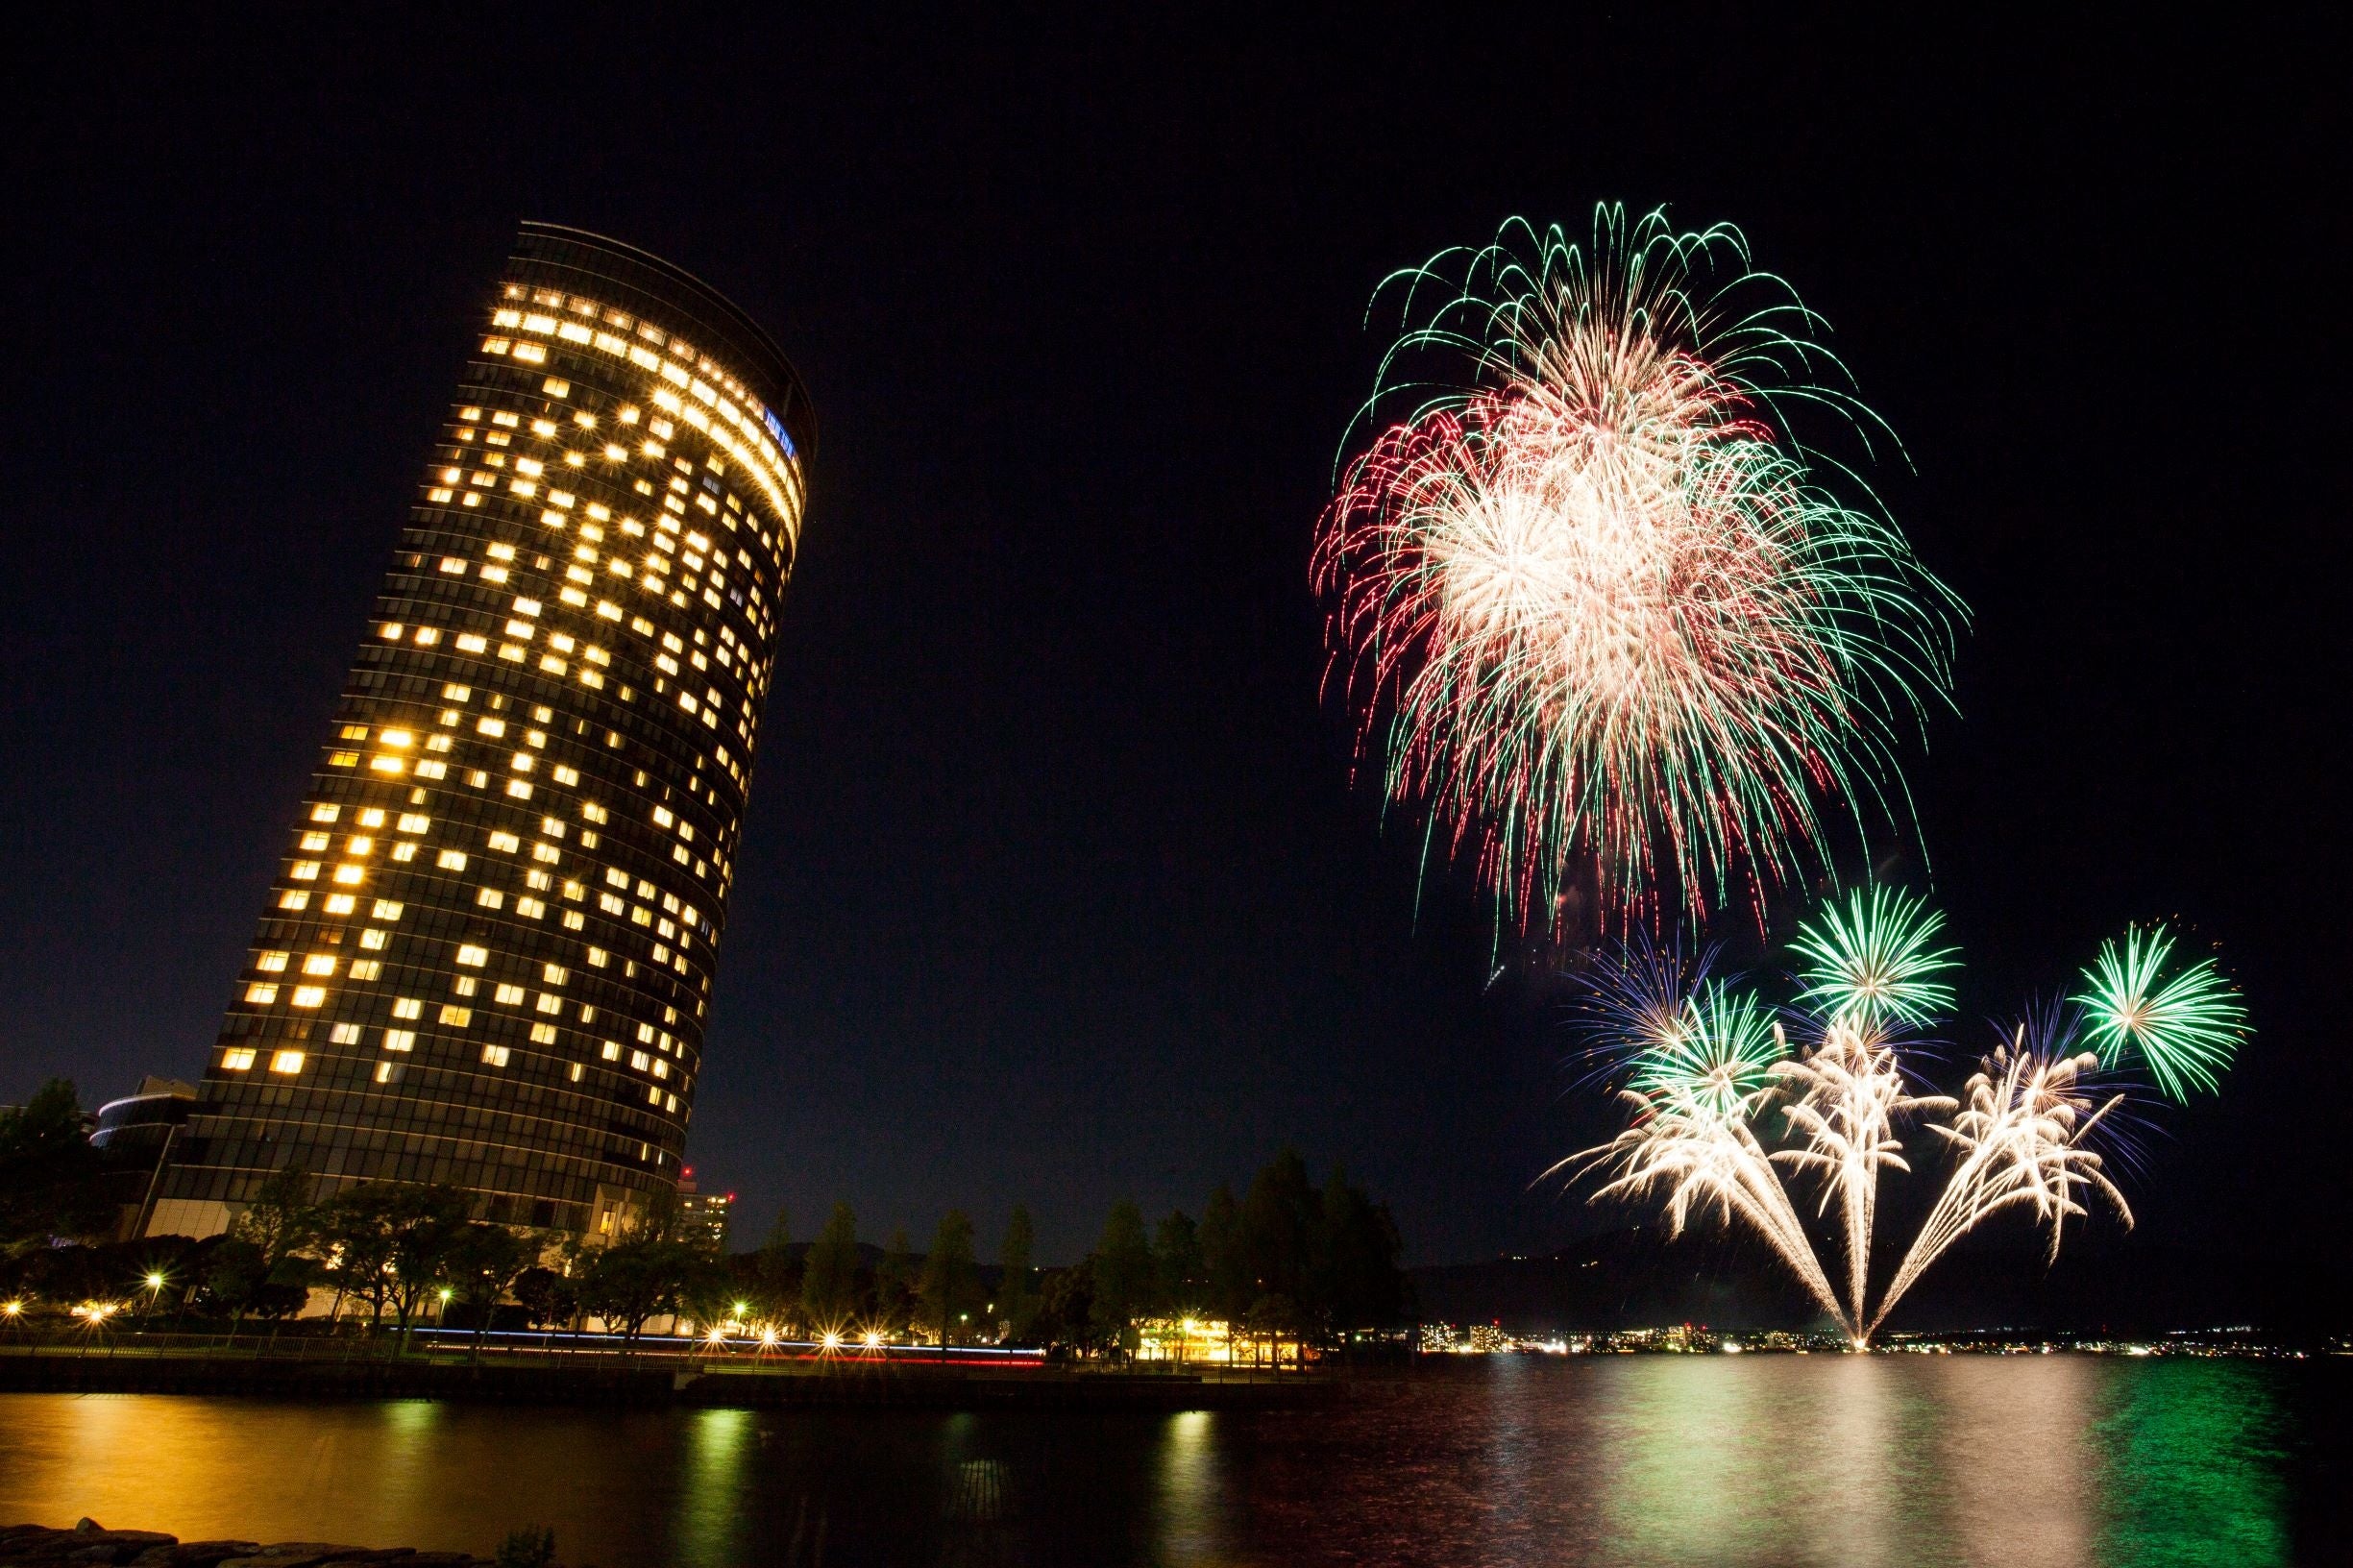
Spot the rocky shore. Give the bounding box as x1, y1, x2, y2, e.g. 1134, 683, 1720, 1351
0, 1522, 534, 1567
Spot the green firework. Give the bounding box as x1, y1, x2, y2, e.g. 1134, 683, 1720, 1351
1630, 980, 1786, 1115
2074, 924, 2249, 1101
1790, 885, 1959, 1030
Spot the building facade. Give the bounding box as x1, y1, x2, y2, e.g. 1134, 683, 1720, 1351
148, 224, 814, 1243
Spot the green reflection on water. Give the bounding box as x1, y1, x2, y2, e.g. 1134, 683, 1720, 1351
2092, 1361, 2291, 1568
669, 1407, 754, 1566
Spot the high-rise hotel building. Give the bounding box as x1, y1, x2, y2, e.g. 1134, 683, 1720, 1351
147, 225, 814, 1242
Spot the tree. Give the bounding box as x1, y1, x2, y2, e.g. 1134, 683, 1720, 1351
1034, 1258, 1102, 1360
998, 1205, 1039, 1342
0, 1080, 113, 1255
875, 1226, 917, 1339
798, 1202, 861, 1329
1198, 1183, 1248, 1329
446, 1224, 540, 1360
1153, 1210, 1203, 1314
918, 1211, 981, 1347
315, 1183, 473, 1349
1238, 1150, 1321, 1340
1091, 1200, 1154, 1357
578, 1237, 700, 1342
1320, 1168, 1409, 1341
752, 1205, 798, 1330
511, 1265, 577, 1333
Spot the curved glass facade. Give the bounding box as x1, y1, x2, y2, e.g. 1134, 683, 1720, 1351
149, 225, 814, 1241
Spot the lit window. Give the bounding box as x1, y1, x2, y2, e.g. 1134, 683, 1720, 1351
383, 1029, 415, 1052
561, 909, 586, 930
323, 894, 356, 915
391, 843, 418, 863
269, 1050, 306, 1075
280, 891, 311, 911
481, 1044, 511, 1066
477, 888, 504, 909
298, 837, 328, 860
359, 928, 389, 950
392, 997, 423, 1019
255, 950, 290, 972
374, 1062, 402, 1085
397, 813, 430, 833
439, 1005, 473, 1026
221, 1048, 257, 1071
437, 849, 468, 870
487, 830, 521, 852
302, 955, 336, 976
332, 864, 365, 886
331, 1022, 362, 1044
506, 780, 533, 800
289, 861, 322, 881
348, 960, 381, 981
585, 946, 608, 968
630, 1050, 650, 1071
310, 803, 342, 823
531, 1022, 559, 1044
291, 986, 327, 1008
543, 963, 569, 984
371, 899, 404, 919
494, 983, 526, 1006
601, 1041, 622, 1061
455, 944, 489, 967
244, 983, 280, 1005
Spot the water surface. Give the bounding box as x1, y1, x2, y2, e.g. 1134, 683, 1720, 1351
1, 1357, 2336, 1565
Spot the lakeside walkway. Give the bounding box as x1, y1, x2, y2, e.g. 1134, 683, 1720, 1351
0, 1332, 1342, 1411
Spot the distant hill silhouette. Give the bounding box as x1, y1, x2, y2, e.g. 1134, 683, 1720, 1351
1411, 1225, 2349, 1341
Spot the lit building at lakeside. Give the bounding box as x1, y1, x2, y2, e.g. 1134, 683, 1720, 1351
147, 224, 815, 1244
676, 1165, 733, 1252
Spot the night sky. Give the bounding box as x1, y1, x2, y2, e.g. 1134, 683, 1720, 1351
6, 13, 2344, 1295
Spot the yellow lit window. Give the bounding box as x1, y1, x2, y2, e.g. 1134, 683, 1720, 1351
244, 983, 280, 1005
279, 890, 310, 911
392, 997, 423, 1019
561, 910, 586, 931
221, 1048, 257, 1072
372, 899, 404, 919
506, 780, 533, 800
437, 849, 468, 870
380, 730, 414, 749
391, 843, 418, 863
601, 1041, 622, 1061
585, 946, 608, 968
439, 1005, 473, 1027
369, 756, 405, 775
439, 557, 467, 575
269, 1050, 305, 1075
481, 1044, 511, 1067
289, 861, 322, 881
301, 831, 331, 851
487, 830, 521, 852
331, 1022, 362, 1044
456, 633, 489, 653
543, 963, 569, 984
291, 986, 327, 1008
345, 837, 373, 855
332, 864, 365, 885
301, 954, 336, 977
324, 894, 356, 915
477, 888, 504, 909
374, 1062, 401, 1085
310, 803, 341, 823
494, 983, 526, 1006
515, 896, 547, 919
383, 1029, 415, 1051
396, 813, 430, 833
531, 843, 560, 864
359, 928, 388, 950
256, 951, 289, 972
530, 1022, 559, 1044
535, 992, 562, 1015
455, 944, 489, 967
348, 961, 381, 981
551, 765, 580, 786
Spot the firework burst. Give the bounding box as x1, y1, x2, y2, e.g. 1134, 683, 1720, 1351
1315, 207, 1962, 932
2074, 923, 2250, 1100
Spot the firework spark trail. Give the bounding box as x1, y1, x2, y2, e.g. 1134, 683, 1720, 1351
1790, 884, 1959, 1030
1559, 1085, 1852, 1336
1773, 1023, 1950, 1331
1867, 1041, 2130, 1336
1315, 208, 1962, 931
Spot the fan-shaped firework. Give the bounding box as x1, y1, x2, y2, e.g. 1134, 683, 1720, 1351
2074, 923, 2250, 1100
1557, 887, 2198, 1343
1314, 207, 1962, 931
1790, 884, 1959, 1029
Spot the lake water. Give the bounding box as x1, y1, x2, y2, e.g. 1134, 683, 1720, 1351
2, 1357, 2341, 1566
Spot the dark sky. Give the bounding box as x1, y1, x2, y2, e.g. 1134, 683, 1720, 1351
5, 12, 2345, 1283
